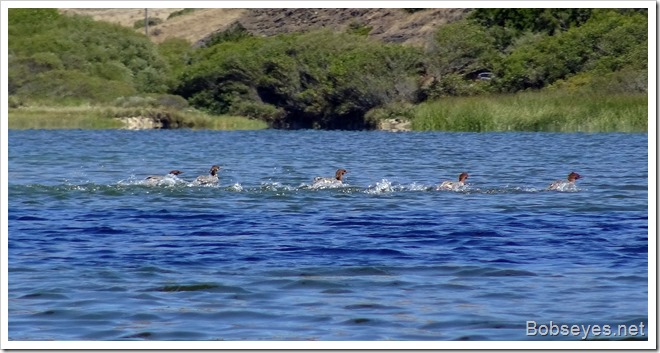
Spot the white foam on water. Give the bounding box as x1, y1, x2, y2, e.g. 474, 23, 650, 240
364, 179, 395, 195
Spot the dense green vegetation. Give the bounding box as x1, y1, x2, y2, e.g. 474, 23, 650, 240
410, 92, 647, 132
175, 31, 425, 129
9, 9, 170, 102
8, 8, 648, 131
8, 9, 261, 130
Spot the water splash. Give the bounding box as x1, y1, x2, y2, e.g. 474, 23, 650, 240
545, 182, 580, 192
11, 179, 583, 197
118, 174, 186, 187
228, 183, 244, 192
435, 183, 469, 192
364, 179, 395, 194
306, 180, 347, 190
260, 182, 297, 192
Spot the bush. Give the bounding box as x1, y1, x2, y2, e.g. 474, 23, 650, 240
494, 10, 647, 92
8, 96, 24, 108
228, 100, 285, 123
176, 30, 425, 129
428, 73, 492, 98
428, 19, 497, 76
9, 9, 173, 102
158, 38, 194, 80
364, 101, 415, 125
168, 9, 197, 19
469, 9, 594, 36
17, 70, 136, 104
347, 22, 372, 36
133, 17, 163, 29
548, 68, 647, 94
200, 22, 252, 47
156, 94, 189, 110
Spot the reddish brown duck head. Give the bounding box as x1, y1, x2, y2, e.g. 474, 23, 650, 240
458, 172, 469, 183
567, 172, 581, 182
335, 169, 348, 181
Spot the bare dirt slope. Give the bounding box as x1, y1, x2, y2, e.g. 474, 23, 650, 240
60, 8, 469, 46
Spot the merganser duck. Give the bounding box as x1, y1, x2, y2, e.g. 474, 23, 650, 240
547, 172, 581, 191
194, 165, 220, 185
313, 169, 347, 185
436, 172, 468, 191
144, 170, 183, 185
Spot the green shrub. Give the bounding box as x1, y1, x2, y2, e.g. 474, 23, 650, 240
167, 8, 197, 19
91, 61, 133, 82
427, 73, 492, 98
28, 52, 64, 71
17, 70, 136, 104
158, 37, 194, 79
428, 19, 497, 76
201, 22, 252, 47
9, 9, 173, 102
8, 96, 24, 108
469, 9, 594, 36
176, 30, 425, 129
156, 94, 189, 110
347, 22, 372, 36
228, 100, 285, 122
8, 9, 60, 36
133, 17, 163, 29
494, 10, 647, 92
548, 68, 647, 94
364, 101, 415, 126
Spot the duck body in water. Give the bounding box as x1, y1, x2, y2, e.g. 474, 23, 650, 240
547, 172, 581, 191
193, 165, 220, 186
436, 172, 469, 191
144, 170, 184, 185
312, 169, 348, 187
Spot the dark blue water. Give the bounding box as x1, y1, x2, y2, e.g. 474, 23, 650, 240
7, 130, 648, 341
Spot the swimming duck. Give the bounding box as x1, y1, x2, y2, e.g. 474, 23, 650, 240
547, 172, 581, 191
436, 172, 469, 191
144, 170, 183, 185
194, 165, 220, 185
313, 169, 347, 185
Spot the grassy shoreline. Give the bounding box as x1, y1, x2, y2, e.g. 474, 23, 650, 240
8, 106, 268, 130
410, 92, 648, 132
8, 91, 648, 132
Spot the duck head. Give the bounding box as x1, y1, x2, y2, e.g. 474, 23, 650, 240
458, 172, 469, 182
168, 170, 183, 176
210, 165, 221, 176
335, 169, 348, 181
567, 172, 581, 182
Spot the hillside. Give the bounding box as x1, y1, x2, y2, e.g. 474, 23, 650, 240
59, 8, 469, 46
12, 8, 647, 132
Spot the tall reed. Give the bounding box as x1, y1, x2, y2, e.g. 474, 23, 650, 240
411, 92, 648, 132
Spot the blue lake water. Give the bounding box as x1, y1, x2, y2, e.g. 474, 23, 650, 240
7, 129, 648, 341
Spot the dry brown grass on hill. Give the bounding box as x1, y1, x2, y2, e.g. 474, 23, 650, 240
60, 8, 183, 27
60, 8, 248, 44
149, 9, 246, 44
59, 8, 469, 46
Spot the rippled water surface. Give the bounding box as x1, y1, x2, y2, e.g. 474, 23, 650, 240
8, 130, 648, 341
